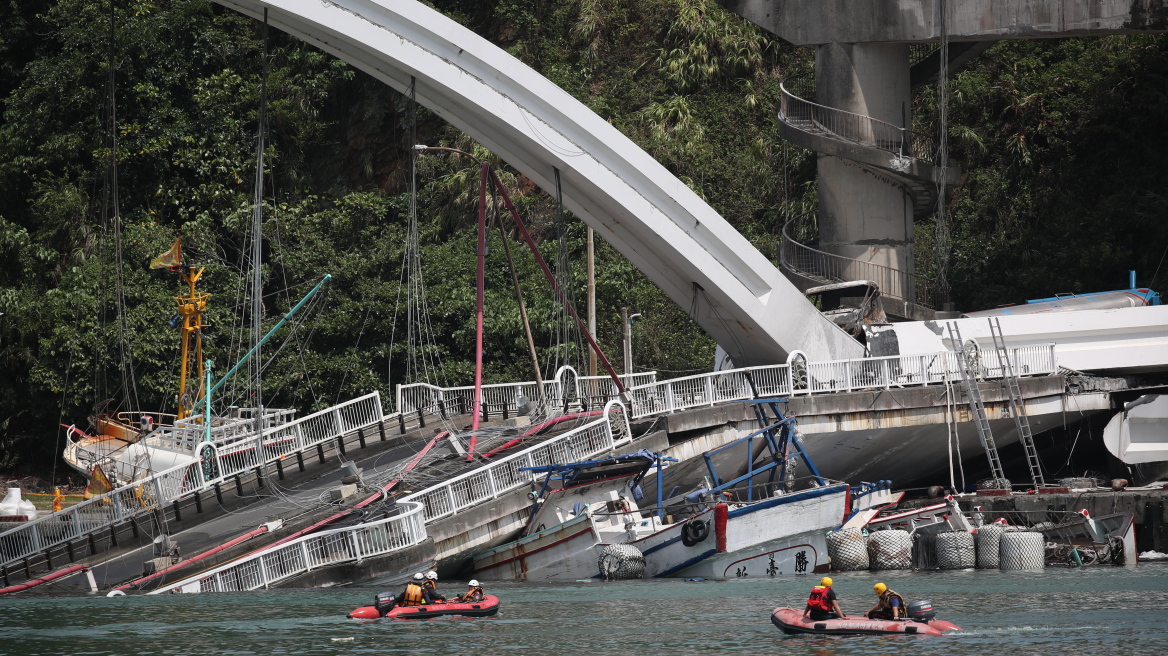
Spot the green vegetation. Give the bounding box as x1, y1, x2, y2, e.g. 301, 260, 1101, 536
1, 0, 1166, 474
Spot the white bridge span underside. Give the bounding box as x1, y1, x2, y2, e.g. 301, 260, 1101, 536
214, 0, 862, 365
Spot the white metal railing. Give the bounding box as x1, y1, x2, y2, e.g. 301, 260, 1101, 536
401, 400, 632, 523
146, 401, 632, 594
394, 369, 656, 428
146, 501, 428, 595
199, 392, 383, 485
625, 345, 1057, 419
576, 372, 656, 408
397, 380, 556, 418
0, 393, 385, 569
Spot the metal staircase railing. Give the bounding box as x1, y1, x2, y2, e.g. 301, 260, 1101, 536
946, 322, 1008, 488
988, 318, 1046, 488
779, 76, 937, 165
780, 213, 933, 308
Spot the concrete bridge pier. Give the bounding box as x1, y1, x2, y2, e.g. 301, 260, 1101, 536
815, 42, 916, 275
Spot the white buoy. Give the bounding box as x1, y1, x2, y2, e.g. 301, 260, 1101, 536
935, 531, 975, 569
868, 530, 912, 570
1000, 531, 1046, 570
975, 524, 1005, 569
597, 543, 645, 580
826, 528, 869, 571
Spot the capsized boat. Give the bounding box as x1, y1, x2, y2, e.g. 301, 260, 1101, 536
771, 602, 961, 636
471, 450, 674, 581
632, 399, 887, 579
348, 594, 501, 619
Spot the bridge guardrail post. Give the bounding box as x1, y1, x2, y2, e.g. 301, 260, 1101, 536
257, 554, 270, 590
301, 542, 313, 571
349, 531, 362, 563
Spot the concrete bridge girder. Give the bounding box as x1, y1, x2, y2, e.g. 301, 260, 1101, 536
211, 0, 864, 365
719, 0, 1168, 46
728, 0, 1168, 305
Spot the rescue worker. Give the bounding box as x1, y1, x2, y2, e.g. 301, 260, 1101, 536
398, 573, 427, 607
454, 579, 486, 603
422, 570, 447, 604
803, 576, 847, 621
866, 582, 905, 620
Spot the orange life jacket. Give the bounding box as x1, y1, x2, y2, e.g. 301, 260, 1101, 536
458, 587, 484, 602
878, 590, 905, 612
807, 586, 833, 612
401, 582, 425, 606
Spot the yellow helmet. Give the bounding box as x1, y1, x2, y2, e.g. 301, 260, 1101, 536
820, 576, 833, 587
874, 582, 887, 594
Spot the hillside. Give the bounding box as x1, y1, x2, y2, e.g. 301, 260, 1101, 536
1, 0, 1165, 473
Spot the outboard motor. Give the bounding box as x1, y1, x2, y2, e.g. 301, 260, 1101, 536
374, 592, 396, 616
907, 600, 936, 622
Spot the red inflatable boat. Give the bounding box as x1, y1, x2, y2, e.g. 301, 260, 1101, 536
348, 595, 501, 620
771, 607, 961, 636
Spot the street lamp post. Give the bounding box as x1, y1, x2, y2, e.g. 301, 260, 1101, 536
622, 309, 642, 378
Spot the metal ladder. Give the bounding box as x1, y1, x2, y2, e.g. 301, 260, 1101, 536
946, 322, 1008, 487
988, 317, 1046, 488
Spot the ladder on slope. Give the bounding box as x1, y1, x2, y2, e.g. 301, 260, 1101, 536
946, 322, 1008, 488
987, 317, 1046, 488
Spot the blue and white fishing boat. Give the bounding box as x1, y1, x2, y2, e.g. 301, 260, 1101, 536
629, 400, 893, 579
473, 399, 897, 580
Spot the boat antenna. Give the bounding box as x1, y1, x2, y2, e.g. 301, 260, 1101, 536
250, 8, 269, 438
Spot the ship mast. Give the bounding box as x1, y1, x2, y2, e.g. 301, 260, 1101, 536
250, 9, 270, 439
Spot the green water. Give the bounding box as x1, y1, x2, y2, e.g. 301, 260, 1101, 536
3, 566, 1167, 655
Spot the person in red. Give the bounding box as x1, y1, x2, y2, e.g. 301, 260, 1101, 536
803, 576, 847, 621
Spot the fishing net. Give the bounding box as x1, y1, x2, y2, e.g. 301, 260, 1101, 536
912, 531, 938, 570
975, 524, 1005, 569
868, 530, 912, 570
597, 543, 645, 580
935, 531, 975, 569
826, 528, 869, 572
999, 531, 1045, 570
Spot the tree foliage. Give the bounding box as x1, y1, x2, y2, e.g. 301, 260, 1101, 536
2, 0, 1167, 475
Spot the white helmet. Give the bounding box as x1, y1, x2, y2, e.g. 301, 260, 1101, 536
468, 579, 480, 587
412, 572, 424, 581
425, 570, 438, 581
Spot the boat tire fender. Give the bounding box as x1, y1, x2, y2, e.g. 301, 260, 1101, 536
682, 518, 709, 547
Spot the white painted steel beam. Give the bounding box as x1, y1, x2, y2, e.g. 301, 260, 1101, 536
213, 0, 863, 365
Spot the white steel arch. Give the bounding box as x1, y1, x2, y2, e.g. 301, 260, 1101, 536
215, 0, 863, 365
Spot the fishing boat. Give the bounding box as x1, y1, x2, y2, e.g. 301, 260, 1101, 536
629, 400, 892, 579
471, 451, 673, 581
60, 256, 329, 488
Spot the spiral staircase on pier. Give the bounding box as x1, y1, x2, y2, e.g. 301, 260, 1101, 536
776, 76, 962, 321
